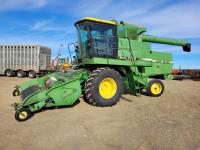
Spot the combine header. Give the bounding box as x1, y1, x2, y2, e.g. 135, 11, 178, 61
12, 17, 191, 121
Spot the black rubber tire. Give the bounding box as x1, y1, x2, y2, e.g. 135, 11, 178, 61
28, 71, 36, 78
15, 108, 32, 122
5, 70, 15, 77
146, 79, 164, 97
84, 68, 123, 107
17, 70, 25, 78
13, 89, 21, 96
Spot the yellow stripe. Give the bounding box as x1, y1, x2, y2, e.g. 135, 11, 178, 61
77, 17, 117, 25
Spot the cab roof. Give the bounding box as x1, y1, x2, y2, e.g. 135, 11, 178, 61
75, 17, 117, 26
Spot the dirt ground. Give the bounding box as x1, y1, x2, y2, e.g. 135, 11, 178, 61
0, 77, 200, 150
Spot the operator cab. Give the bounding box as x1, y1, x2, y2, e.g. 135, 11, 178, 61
75, 17, 118, 60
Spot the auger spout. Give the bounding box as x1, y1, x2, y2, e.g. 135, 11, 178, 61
140, 35, 191, 52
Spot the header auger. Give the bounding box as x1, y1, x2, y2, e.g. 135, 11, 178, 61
13, 17, 191, 121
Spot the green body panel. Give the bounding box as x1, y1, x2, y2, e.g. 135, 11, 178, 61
15, 69, 89, 112
82, 57, 132, 66
117, 24, 146, 39
46, 79, 81, 106
164, 74, 174, 80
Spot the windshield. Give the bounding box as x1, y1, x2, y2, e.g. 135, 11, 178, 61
90, 23, 115, 57
76, 23, 89, 57
76, 21, 117, 58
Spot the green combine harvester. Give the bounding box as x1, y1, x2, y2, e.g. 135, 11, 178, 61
13, 17, 191, 121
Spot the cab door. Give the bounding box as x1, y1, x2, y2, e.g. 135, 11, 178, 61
90, 22, 118, 58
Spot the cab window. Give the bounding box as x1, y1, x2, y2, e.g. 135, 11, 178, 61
90, 22, 117, 58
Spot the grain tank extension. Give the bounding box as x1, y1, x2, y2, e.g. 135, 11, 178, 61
12, 17, 191, 121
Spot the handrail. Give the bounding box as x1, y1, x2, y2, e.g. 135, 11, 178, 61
67, 43, 75, 64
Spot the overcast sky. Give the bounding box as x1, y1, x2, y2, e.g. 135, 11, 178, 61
0, 0, 199, 68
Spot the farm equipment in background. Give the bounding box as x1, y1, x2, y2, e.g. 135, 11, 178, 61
183, 69, 200, 80
172, 69, 185, 80
57, 58, 71, 72
12, 17, 191, 121
51, 44, 71, 72
172, 69, 200, 80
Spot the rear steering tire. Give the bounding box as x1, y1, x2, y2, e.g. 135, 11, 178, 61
84, 68, 123, 107
146, 79, 164, 97
15, 108, 32, 122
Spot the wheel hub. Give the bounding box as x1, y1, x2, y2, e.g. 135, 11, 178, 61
99, 78, 117, 99
151, 83, 162, 95
19, 111, 28, 120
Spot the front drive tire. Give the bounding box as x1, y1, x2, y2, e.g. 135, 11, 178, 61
84, 68, 123, 107
15, 108, 32, 122
146, 79, 164, 97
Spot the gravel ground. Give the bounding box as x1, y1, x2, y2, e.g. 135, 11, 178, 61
0, 77, 200, 150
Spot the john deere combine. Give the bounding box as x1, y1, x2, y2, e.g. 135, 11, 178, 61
13, 17, 191, 121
